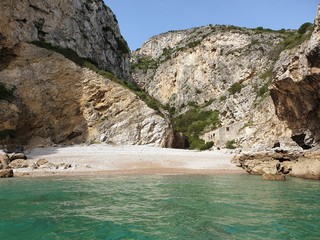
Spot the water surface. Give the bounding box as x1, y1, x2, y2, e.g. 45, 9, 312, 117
0, 174, 319, 239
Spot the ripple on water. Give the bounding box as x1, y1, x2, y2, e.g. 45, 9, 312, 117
0, 174, 320, 239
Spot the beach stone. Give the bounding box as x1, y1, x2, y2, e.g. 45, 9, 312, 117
57, 163, 72, 170
0, 155, 10, 168
262, 174, 286, 181
36, 159, 49, 166
0, 169, 14, 178
39, 162, 58, 170
8, 153, 27, 162
9, 159, 29, 169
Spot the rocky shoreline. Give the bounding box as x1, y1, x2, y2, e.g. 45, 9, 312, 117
0, 152, 75, 178
2, 145, 320, 181
233, 149, 320, 180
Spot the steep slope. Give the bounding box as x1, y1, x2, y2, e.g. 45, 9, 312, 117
132, 25, 304, 150
271, 8, 320, 149
0, 0, 130, 80
0, 0, 176, 149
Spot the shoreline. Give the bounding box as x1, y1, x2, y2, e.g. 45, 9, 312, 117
10, 144, 244, 177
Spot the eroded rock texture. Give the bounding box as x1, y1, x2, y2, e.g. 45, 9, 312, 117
132, 25, 297, 150
271, 7, 320, 149
0, 1, 177, 148
0, 0, 130, 80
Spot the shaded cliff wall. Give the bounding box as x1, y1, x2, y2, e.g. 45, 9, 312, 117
271, 7, 320, 149
0, 1, 178, 148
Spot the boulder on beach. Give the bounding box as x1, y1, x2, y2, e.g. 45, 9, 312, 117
9, 159, 29, 169
0, 169, 14, 178
7, 153, 27, 162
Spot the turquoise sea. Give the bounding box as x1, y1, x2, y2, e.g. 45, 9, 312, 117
0, 174, 320, 240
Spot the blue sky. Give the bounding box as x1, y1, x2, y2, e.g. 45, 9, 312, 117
105, 0, 319, 50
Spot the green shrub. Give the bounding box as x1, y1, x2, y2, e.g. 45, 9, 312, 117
173, 107, 220, 150
228, 82, 243, 95
187, 40, 201, 49
0, 83, 14, 100
260, 68, 273, 80
187, 101, 199, 108
219, 95, 227, 101
131, 57, 158, 72
202, 99, 215, 107
115, 36, 130, 54
200, 141, 214, 150
168, 106, 176, 117
226, 140, 236, 149
298, 22, 313, 35
257, 83, 269, 97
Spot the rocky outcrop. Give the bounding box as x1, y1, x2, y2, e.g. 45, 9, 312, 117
133, 26, 283, 108
234, 150, 320, 180
0, 0, 130, 80
0, 0, 179, 148
132, 25, 298, 149
271, 7, 320, 149
0, 43, 174, 147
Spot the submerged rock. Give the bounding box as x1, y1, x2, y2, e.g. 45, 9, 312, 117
262, 174, 286, 181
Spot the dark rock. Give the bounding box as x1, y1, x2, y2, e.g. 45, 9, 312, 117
7, 153, 27, 161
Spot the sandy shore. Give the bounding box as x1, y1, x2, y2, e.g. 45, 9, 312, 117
12, 144, 244, 177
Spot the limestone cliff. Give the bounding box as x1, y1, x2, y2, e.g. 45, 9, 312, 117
132, 25, 301, 150
0, 0, 130, 80
0, 0, 176, 148
0, 43, 174, 148
271, 7, 320, 149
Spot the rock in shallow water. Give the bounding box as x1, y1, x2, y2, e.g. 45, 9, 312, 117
290, 158, 320, 180
262, 174, 286, 181
0, 169, 13, 178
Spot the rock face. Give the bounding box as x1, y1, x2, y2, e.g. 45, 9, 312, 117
0, 43, 174, 147
0, 1, 176, 148
271, 7, 320, 149
0, 0, 130, 80
132, 25, 298, 149
234, 150, 320, 180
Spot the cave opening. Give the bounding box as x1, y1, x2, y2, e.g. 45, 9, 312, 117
291, 134, 312, 150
